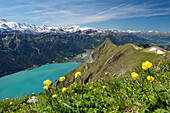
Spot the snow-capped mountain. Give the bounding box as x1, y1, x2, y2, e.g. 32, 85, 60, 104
1, 19, 169, 34
0, 19, 100, 34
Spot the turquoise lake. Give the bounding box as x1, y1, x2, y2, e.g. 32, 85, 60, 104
0, 62, 81, 100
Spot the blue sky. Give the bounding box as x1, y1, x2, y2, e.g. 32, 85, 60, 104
0, 0, 170, 31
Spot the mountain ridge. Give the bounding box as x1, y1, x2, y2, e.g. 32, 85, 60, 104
53, 38, 168, 87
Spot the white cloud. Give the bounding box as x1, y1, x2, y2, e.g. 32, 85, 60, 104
1, 0, 170, 26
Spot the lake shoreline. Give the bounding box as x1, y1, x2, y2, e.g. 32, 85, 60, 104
0, 62, 81, 99
0, 58, 85, 78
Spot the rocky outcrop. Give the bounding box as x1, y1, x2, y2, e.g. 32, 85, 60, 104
26, 96, 38, 104
88, 53, 95, 63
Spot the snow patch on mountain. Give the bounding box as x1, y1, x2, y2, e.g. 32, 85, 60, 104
0, 19, 99, 34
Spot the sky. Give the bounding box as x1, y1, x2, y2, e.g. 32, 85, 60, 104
0, 0, 170, 31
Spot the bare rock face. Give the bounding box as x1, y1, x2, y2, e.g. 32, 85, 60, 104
88, 53, 95, 63
85, 64, 89, 70
27, 96, 38, 104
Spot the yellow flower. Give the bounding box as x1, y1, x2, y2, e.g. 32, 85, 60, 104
147, 76, 154, 82
169, 51, 170, 53
89, 87, 92, 89
93, 89, 96, 91
75, 72, 81, 79
59, 77, 66, 82
6, 98, 9, 100
92, 82, 94, 84
126, 78, 128, 81
72, 90, 75, 93
60, 95, 62, 97
105, 72, 108, 75
52, 94, 57, 98
98, 80, 100, 82
86, 83, 88, 85
74, 93, 77, 95
163, 54, 165, 56
143, 94, 146, 98
113, 74, 116, 77
62, 87, 67, 93
32, 92, 34, 95
103, 86, 106, 89
43, 86, 49, 90
10, 102, 12, 105
43, 80, 51, 86
59, 100, 62, 103
131, 72, 139, 78
142, 61, 152, 70
158, 61, 162, 65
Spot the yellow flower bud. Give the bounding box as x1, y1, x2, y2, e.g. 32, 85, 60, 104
52, 94, 57, 98
158, 61, 162, 65
131, 72, 139, 78
103, 86, 106, 89
142, 61, 152, 70
163, 54, 165, 56
43, 80, 51, 86
105, 72, 108, 75
113, 74, 116, 77
62, 87, 67, 93
75, 72, 81, 79
6, 98, 9, 100
147, 76, 154, 82
43, 86, 49, 90
59, 77, 66, 82
10, 102, 12, 105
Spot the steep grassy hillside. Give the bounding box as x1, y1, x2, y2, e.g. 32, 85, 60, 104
53, 38, 166, 87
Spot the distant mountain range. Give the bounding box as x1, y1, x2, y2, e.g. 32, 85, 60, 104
1, 19, 170, 34
0, 19, 101, 34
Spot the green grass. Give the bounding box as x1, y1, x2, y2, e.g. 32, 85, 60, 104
0, 56, 170, 112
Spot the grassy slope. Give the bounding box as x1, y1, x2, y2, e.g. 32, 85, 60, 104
0, 54, 169, 112
53, 38, 161, 87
